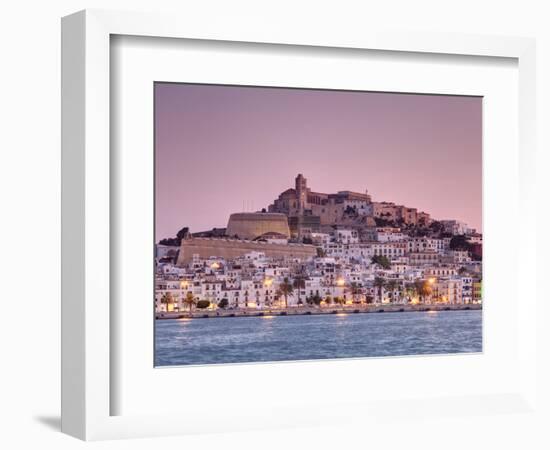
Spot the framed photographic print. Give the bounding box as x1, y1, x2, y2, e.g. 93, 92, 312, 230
61, 9, 538, 441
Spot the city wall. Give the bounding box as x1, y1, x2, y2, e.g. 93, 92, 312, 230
226, 212, 290, 240
176, 237, 317, 265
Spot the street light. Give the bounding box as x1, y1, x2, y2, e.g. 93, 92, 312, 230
335, 277, 347, 306
427, 277, 437, 304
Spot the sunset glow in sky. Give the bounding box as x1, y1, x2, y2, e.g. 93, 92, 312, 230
155, 83, 482, 241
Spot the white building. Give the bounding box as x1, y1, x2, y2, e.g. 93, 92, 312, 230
376, 228, 406, 242
440, 220, 469, 235
449, 250, 471, 264
371, 242, 406, 259
435, 278, 464, 304
334, 229, 359, 244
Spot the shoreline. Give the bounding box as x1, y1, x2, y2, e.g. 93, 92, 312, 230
156, 303, 482, 320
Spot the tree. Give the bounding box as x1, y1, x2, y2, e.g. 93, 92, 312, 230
374, 217, 396, 227
312, 293, 322, 306
160, 292, 174, 312
325, 295, 332, 305
277, 277, 294, 308
293, 276, 306, 305
183, 291, 196, 314
449, 234, 471, 251
218, 298, 229, 309
196, 300, 210, 309
412, 228, 429, 238
158, 237, 178, 246
374, 277, 386, 303
344, 205, 357, 216
414, 280, 432, 303
429, 221, 444, 234
404, 282, 418, 303
371, 255, 391, 270
349, 282, 363, 304
158, 226, 190, 246
396, 283, 405, 304
386, 280, 399, 303
176, 226, 190, 242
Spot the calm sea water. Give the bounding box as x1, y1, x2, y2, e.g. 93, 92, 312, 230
155, 310, 482, 366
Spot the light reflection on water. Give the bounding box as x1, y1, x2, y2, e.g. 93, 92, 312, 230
155, 310, 482, 366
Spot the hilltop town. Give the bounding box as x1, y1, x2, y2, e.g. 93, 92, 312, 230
155, 174, 482, 316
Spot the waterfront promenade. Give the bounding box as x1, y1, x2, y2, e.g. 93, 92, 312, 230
156, 302, 481, 320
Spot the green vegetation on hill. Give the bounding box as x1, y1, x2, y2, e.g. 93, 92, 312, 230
371, 255, 391, 269
158, 226, 189, 246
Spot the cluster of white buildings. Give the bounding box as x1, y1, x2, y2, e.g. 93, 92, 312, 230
155, 223, 483, 313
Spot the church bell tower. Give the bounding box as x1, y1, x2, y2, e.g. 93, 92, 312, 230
295, 174, 307, 214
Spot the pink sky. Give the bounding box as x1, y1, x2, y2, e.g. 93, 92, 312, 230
155, 83, 481, 241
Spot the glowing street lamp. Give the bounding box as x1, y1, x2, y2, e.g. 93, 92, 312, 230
336, 278, 345, 287
210, 262, 220, 270
427, 277, 437, 304
263, 278, 273, 288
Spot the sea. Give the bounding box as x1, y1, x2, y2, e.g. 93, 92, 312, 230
155, 309, 482, 366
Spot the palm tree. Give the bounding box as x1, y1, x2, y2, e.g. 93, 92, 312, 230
160, 292, 174, 312
371, 255, 391, 270
293, 276, 306, 306
404, 282, 417, 303
373, 277, 386, 304
349, 282, 363, 304
278, 277, 294, 308
312, 293, 322, 306
414, 279, 432, 304
386, 280, 399, 303
183, 291, 196, 314
395, 283, 405, 304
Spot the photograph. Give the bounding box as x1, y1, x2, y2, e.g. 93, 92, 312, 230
154, 82, 483, 366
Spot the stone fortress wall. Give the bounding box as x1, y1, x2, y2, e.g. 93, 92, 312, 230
226, 212, 290, 240
176, 237, 316, 265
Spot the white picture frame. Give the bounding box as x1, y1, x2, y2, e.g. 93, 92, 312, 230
61, 9, 537, 441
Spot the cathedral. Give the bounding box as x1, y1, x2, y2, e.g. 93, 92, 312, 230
268, 174, 374, 237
